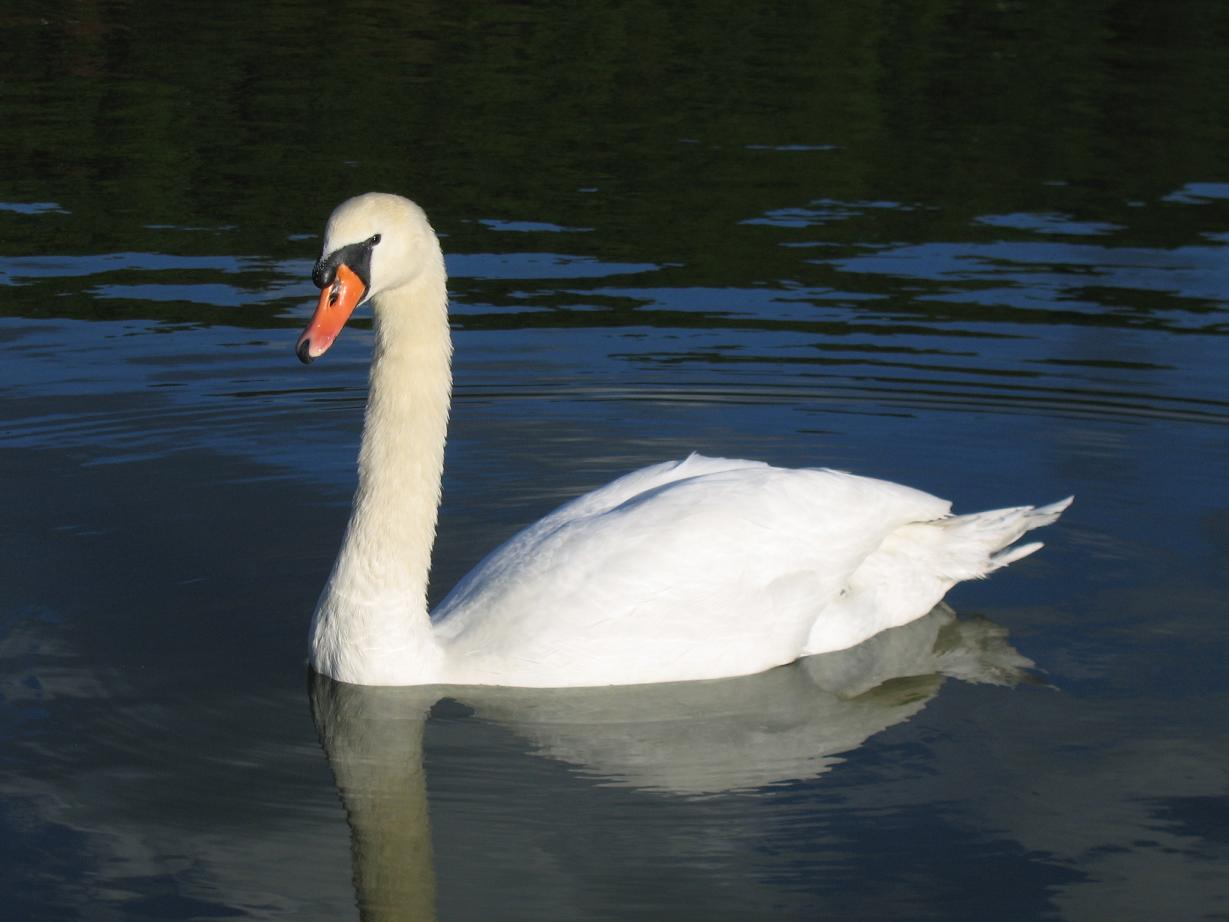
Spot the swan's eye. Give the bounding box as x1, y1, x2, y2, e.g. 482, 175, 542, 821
366, 234, 381, 247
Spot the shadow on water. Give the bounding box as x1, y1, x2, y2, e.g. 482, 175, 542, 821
310, 604, 1037, 921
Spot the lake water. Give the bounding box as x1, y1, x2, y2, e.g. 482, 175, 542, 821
3, 3, 1229, 919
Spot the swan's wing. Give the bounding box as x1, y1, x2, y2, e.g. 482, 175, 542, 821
435, 454, 768, 614
433, 456, 949, 687
521, 453, 774, 526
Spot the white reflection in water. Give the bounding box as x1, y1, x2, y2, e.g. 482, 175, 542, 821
310, 604, 1036, 920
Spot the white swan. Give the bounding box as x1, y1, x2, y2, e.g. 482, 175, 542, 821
296, 192, 1071, 688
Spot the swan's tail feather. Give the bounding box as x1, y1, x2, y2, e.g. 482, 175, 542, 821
937, 496, 1073, 580
802, 496, 1071, 656
1030, 496, 1075, 526
988, 539, 1043, 571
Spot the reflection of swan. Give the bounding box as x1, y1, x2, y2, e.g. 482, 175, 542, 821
311, 606, 1036, 918
311, 680, 438, 922
458, 604, 1037, 795
297, 192, 1071, 687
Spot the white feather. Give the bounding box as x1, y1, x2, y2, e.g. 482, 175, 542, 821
303, 193, 1072, 688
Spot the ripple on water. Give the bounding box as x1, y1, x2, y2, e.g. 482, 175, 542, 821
974, 212, 1125, 237
0, 201, 69, 215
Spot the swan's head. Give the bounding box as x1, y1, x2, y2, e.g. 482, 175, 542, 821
296, 193, 439, 363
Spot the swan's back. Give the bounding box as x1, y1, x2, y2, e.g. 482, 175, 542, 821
433, 455, 951, 687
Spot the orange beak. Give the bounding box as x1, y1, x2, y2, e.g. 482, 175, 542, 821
296, 263, 366, 364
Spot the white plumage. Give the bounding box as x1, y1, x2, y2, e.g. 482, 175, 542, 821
298, 193, 1071, 688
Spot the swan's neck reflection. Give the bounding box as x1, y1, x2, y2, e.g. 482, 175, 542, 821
310, 605, 1036, 920
311, 682, 438, 921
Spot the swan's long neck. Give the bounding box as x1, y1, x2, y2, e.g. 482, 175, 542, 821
309, 250, 452, 685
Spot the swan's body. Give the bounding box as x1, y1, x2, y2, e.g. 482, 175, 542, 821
298, 193, 1071, 688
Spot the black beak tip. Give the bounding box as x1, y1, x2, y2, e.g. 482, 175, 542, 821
296, 339, 315, 365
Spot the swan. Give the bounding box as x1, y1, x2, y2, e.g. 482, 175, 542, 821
296, 192, 1071, 688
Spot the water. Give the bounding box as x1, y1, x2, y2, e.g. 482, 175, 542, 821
3, 2, 1228, 919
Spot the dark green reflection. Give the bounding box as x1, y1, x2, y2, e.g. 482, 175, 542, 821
5, 1, 1229, 258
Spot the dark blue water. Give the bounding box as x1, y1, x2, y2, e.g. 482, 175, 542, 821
3, 3, 1229, 919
